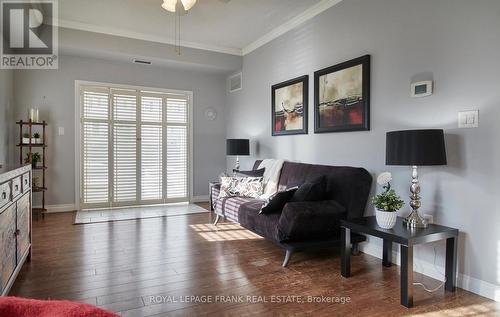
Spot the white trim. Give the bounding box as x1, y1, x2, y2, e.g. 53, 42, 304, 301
242, 0, 344, 55
359, 241, 500, 302
33, 204, 77, 213
58, 1, 344, 57
74, 80, 194, 211
191, 195, 209, 203
58, 19, 242, 56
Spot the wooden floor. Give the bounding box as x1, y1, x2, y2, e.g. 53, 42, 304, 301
10, 204, 500, 316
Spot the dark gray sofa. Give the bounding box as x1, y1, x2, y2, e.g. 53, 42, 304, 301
211, 160, 372, 266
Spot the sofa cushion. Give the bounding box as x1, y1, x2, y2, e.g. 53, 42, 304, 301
215, 196, 255, 223
236, 168, 265, 177
291, 176, 327, 202
259, 186, 298, 214
238, 199, 280, 242
277, 200, 346, 242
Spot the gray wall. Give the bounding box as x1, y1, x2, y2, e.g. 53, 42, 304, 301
226, 0, 500, 290
0, 70, 14, 165
13, 54, 227, 206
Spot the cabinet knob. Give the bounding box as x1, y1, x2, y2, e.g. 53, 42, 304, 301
14, 229, 20, 236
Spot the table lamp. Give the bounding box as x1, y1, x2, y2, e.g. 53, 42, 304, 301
226, 139, 249, 172
386, 129, 447, 228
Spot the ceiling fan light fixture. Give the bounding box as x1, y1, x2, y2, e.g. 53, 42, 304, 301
161, 0, 177, 12
180, 0, 197, 11
161, 0, 197, 13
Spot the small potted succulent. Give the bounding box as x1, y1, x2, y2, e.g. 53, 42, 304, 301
33, 132, 41, 144
25, 152, 41, 168
23, 133, 30, 144
372, 172, 404, 229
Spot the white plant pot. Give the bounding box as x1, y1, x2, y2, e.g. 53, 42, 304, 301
34, 138, 41, 144
375, 209, 398, 229
22, 138, 30, 144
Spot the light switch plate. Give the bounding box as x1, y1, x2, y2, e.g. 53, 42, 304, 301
458, 110, 479, 128
58, 127, 65, 136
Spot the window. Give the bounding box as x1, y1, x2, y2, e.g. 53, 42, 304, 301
79, 83, 191, 209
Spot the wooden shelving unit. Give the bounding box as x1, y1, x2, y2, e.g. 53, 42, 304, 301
17, 120, 47, 219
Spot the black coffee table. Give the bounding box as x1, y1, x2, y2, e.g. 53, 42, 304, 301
340, 216, 459, 308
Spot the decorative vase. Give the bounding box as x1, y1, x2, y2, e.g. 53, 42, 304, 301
375, 209, 398, 229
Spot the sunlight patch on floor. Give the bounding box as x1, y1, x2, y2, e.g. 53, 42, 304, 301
190, 223, 263, 241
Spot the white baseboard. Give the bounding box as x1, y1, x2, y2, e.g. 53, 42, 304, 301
359, 241, 500, 302
191, 195, 209, 203
33, 204, 77, 213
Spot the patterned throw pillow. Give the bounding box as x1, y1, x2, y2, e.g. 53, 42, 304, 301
218, 177, 264, 199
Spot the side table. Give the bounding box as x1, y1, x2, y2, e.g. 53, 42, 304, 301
340, 216, 459, 308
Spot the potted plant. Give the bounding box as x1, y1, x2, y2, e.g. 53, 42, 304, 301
372, 172, 404, 229
33, 132, 41, 144
25, 152, 41, 168
23, 133, 30, 144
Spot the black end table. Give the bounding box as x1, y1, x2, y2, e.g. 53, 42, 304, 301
340, 216, 459, 308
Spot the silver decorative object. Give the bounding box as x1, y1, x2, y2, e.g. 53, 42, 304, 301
403, 166, 428, 228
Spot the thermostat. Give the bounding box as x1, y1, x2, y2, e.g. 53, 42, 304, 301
411, 80, 433, 98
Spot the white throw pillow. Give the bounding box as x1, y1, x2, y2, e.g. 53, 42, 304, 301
218, 176, 263, 199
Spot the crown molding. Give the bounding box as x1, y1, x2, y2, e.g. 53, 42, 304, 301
57, 0, 343, 58
58, 19, 243, 56
242, 0, 344, 55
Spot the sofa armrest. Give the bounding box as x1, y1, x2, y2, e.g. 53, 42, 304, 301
277, 200, 346, 242
210, 182, 221, 211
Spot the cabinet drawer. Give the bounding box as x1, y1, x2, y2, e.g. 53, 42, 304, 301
16, 193, 31, 263
11, 177, 22, 199
0, 182, 11, 210
0, 204, 16, 293
22, 173, 30, 193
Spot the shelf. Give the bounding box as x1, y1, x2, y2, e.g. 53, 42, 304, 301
16, 121, 47, 126
17, 144, 47, 147
32, 207, 47, 213
33, 187, 47, 192
32, 166, 47, 170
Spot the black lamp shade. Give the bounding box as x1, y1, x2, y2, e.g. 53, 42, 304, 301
386, 129, 447, 166
226, 139, 249, 156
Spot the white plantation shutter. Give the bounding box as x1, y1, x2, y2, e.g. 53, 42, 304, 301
141, 96, 163, 201
166, 97, 187, 123
83, 121, 109, 204
166, 96, 188, 199
80, 85, 191, 209
82, 90, 109, 205
112, 91, 138, 203
166, 126, 187, 199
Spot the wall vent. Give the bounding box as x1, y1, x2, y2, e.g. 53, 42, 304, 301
133, 59, 152, 65
229, 72, 242, 93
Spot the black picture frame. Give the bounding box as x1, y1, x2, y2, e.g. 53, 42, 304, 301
314, 55, 370, 133
271, 75, 309, 136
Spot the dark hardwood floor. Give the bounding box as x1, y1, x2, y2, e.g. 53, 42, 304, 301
10, 204, 500, 316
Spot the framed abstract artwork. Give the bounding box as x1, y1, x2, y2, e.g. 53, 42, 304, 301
271, 75, 308, 136
314, 55, 370, 133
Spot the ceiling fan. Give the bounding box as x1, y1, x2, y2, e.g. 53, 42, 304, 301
161, 0, 231, 55
161, 0, 231, 14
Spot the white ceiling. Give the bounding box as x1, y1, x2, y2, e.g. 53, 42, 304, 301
58, 0, 340, 56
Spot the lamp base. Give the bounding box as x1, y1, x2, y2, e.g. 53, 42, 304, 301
403, 210, 428, 228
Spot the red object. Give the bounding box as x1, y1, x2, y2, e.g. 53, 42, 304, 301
0, 297, 119, 317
